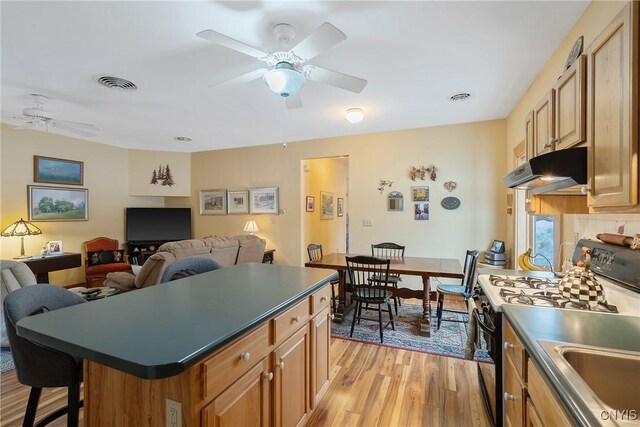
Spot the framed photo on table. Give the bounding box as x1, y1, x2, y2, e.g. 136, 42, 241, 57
199, 189, 227, 215
28, 185, 88, 221
46, 240, 63, 255
250, 187, 278, 214
227, 190, 249, 214
34, 156, 83, 185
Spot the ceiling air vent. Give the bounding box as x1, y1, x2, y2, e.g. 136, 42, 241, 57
174, 136, 192, 142
450, 92, 471, 101
96, 76, 138, 91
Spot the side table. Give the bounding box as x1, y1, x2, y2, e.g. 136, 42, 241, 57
22, 253, 82, 283
262, 249, 275, 264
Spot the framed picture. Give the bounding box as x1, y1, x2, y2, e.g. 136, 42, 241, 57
199, 189, 227, 215
34, 156, 83, 185
320, 191, 334, 220
337, 198, 344, 217
227, 190, 249, 214
46, 240, 63, 255
415, 203, 430, 220
250, 187, 278, 214
412, 186, 430, 202
306, 196, 315, 212
28, 186, 88, 221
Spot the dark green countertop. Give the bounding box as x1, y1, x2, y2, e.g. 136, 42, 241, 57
17, 263, 337, 380
503, 305, 640, 427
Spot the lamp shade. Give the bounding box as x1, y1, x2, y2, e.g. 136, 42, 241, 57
263, 62, 306, 98
243, 220, 259, 234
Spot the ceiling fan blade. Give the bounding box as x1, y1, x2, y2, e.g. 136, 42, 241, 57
289, 22, 346, 61
13, 121, 37, 131
304, 65, 367, 93
56, 120, 101, 132
285, 93, 303, 109
197, 29, 271, 61
51, 121, 97, 138
209, 68, 268, 88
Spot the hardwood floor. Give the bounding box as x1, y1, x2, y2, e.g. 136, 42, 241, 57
1, 300, 491, 427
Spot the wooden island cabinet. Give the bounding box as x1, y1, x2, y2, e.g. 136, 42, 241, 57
17, 264, 337, 427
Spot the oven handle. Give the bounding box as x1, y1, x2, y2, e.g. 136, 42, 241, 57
472, 307, 496, 335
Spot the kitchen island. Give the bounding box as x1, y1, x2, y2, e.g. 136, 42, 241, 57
502, 305, 640, 427
17, 263, 337, 427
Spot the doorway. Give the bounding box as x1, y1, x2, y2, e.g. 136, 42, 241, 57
300, 156, 349, 264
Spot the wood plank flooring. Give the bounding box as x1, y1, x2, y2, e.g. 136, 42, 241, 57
1, 300, 492, 427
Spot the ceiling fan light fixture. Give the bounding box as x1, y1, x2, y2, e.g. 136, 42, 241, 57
263, 62, 306, 98
345, 108, 364, 124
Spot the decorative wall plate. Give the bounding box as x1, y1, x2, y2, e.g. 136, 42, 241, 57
443, 181, 457, 192
441, 196, 461, 210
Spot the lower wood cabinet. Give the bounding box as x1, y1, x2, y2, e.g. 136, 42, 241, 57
311, 307, 331, 408
202, 358, 271, 427
274, 325, 310, 427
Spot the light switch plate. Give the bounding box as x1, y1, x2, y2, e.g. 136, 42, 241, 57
362, 219, 373, 226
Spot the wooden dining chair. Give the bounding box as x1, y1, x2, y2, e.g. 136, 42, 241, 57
371, 242, 405, 314
436, 250, 480, 330
346, 255, 395, 343
307, 244, 339, 314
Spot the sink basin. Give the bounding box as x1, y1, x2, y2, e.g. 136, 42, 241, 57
539, 340, 640, 426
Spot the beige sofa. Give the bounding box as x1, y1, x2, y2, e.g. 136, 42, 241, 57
105, 235, 266, 292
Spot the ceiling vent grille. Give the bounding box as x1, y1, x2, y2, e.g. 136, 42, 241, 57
174, 136, 192, 142
450, 92, 471, 101
96, 76, 138, 91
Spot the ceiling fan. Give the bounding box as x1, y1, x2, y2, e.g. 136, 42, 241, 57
197, 22, 367, 109
11, 94, 101, 138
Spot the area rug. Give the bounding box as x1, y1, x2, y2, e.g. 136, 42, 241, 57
331, 303, 492, 363
1, 348, 14, 373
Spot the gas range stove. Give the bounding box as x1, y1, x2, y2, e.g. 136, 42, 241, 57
476, 239, 640, 316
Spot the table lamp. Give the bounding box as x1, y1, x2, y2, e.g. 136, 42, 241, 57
243, 220, 259, 235
1, 218, 43, 259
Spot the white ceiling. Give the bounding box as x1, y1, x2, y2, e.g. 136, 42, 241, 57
1, 1, 590, 153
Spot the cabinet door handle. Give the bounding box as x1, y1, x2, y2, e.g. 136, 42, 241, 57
292, 315, 301, 323
504, 392, 517, 402
264, 372, 274, 381
504, 342, 516, 351
277, 360, 285, 370
239, 352, 251, 362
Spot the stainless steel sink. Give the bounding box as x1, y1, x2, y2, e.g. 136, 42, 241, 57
539, 340, 640, 426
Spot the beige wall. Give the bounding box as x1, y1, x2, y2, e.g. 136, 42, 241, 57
302, 157, 349, 260
191, 119, 507, 270
0, 124, 163, 285
504, 1, 631, 258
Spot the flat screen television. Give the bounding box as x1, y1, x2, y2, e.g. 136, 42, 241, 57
126, 208, 192, 243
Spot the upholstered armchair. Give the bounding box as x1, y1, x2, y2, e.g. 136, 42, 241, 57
82, 237, 132, 287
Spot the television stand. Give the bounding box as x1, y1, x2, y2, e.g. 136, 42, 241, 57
126, 241, 170, 265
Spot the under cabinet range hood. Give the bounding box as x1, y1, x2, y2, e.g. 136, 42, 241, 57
503, 147, 587, 195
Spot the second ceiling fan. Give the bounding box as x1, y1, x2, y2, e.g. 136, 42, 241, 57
197, 22, 367, 109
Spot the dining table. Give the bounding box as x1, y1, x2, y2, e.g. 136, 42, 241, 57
304, 252, 464, 337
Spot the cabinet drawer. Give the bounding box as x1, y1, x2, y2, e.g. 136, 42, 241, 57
527, 360, 572, 426
504, 321, 526, 379
504, 356, 525, 427
202, 323, 269, 401
272, 297, 310, 345
311, 285, 331, 315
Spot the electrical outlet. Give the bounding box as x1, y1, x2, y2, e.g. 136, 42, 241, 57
362, 219, 373, 226
166, 399, 182, 427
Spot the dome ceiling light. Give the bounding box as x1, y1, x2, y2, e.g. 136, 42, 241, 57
263, 62, 306, 98
345, 108, 364, 124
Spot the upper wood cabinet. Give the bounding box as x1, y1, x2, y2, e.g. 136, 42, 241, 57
531, 90, 556, 157
525, 111, 535, 160
586, 1, 639, 210
553, 54, 586, 150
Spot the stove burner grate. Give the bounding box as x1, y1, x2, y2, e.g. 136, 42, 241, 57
489, 275, 559, 290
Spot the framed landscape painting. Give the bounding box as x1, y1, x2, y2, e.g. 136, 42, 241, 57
34, 156, 83, 185
227, 190, 249, 214
250, 187, 278, 214
320, 191, 334, 220
199, 189, 227, 215
28, 186, 88, 221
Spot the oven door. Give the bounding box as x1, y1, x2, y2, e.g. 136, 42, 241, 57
472, 305, 501, 427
